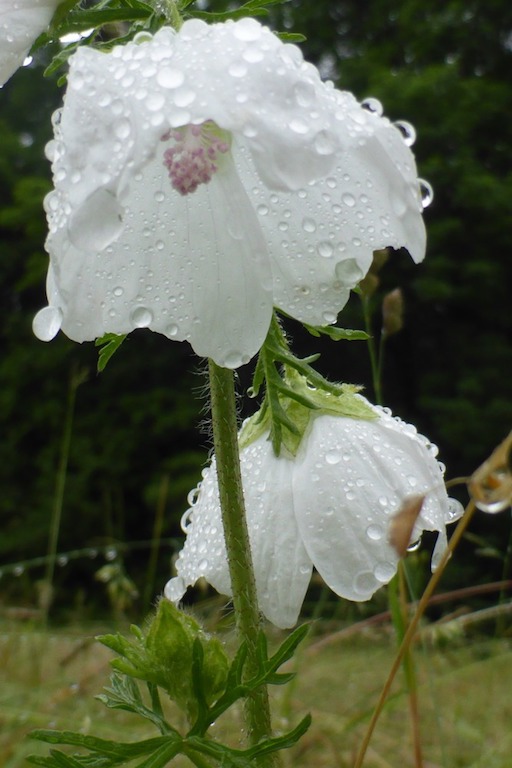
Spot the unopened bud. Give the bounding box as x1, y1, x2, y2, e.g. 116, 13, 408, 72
382, 288, 404, 337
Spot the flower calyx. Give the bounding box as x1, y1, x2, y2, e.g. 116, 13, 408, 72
242, 315, 376, 457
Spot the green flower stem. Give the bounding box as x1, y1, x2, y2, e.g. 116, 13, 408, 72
208, 360, 277, 764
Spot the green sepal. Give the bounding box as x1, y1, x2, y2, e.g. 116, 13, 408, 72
190, 0, 285, 23
95, 333, 127, 372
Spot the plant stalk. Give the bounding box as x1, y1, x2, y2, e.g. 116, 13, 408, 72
208, 359, 276, 765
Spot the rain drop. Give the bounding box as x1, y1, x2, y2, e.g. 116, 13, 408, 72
418, 178, 434, 208
361, 97, 384, 116
157, 68, 185, 89
394, 120, 416, 146
302, 217, 316, 233
69, 189, 124, 251
180, 509, 193, 532
366, 524, 384, 541
288, 118, 309, 135
407, 537, 422, 553
32, 306, 63, 342
317, 241, 333, 258
374, 561, 395, 582
325, 450, 342, 465
130, 306, 153, 328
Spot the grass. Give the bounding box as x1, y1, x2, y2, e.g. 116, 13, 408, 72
1, 610, 511, 768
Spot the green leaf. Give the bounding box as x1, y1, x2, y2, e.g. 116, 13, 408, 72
95, 334, 127, 372
276, 32, 307, 43
304, 323, 370, 341
29, 731, 170, 760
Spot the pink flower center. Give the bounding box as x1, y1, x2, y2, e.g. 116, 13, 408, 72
162, 121, 231, 196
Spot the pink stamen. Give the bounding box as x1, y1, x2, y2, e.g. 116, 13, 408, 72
162, 121, 230, 196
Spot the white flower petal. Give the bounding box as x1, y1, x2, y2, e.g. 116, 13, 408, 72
43, 141, 273, 367
170, 435, 312, 629
0, 0, 60, 86
234, 111, 426, 327
39, 19, 428, 365
292, 409, 453, 600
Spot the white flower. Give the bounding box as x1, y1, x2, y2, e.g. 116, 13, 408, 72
34, 18, 427, 368
166, 402, 462, 628
0, 0, 60, 87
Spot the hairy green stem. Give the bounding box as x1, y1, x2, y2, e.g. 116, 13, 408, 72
208, 360, 276, 764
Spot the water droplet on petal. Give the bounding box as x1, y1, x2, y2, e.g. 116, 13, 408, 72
302, 217, 316, 233
166, 323, 179, 337
418, 178, 434, 208
130, 306, 153, 328
394, 120, 417, 146
361, 97, 383, 116
342, 192, 356, 207
366, 524, 384, 541
157, 68, 185, 89
353, 570, 379, 596
317, 241, 333, 258
374, 561, 395, 583
313, 130, 335, 155
407, 537, 422, 552
33, 306, 63, 341
180, 509, 193, 532
325, 450, 341, 465
288, 118, 309, 135
69, 189, 124, 251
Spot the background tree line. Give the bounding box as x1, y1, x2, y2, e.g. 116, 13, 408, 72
0, 0, 510, 616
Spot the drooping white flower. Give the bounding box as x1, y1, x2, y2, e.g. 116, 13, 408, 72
166, 399, 462, 628
34, 18, 427, 367
0, 0, 61, 87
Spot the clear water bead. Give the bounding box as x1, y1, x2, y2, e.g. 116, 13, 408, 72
32, 306, 63, 342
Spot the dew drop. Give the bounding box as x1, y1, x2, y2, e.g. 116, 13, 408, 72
394, 119, 416, 146
418, 178, 434, 208
325, 450, 341, 465
198, 558, 209, 572
257, 204, 269, 216
407, 537, 422, 553
313, 130, 335, 155
366, 524, 384, 541
361, 97, 383, 116
113, 286, 124, 297
302, 217, 316, 233
317, 241, 333, 258
353, 571, 379, 596
157, 68, 185, 89
294, 81, 316, 107
374, 561, 395, 583
130, 306, 153, 328
33, 306, 63, 342
114, 118, 131, 140
180, 509, 193, 532
322, 310, 337, 324
228, 61, 247, 78
342, 192, 356, 207
288, 118, 309, 135
69, 189, 124, 251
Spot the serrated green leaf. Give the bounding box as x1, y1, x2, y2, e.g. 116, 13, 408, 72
30, 731, 169, 759
95, 334, 127, 372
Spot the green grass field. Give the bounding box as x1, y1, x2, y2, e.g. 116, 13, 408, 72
1, 613, 511, 768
